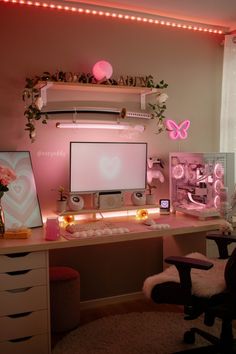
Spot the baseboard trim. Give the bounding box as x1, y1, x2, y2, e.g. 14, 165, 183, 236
80, 291, 145, 310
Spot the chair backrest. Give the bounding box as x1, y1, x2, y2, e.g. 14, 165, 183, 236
224, 247, 236, 292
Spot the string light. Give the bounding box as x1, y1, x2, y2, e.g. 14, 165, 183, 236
1, 0, 226, 35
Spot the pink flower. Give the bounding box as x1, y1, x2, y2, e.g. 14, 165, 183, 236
1, 178, 10, 186
156, 93, 168, 105
0, 165, 16, 189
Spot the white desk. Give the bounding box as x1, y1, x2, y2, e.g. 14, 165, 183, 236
0, 213, 225, 254
0, 213, 226, 354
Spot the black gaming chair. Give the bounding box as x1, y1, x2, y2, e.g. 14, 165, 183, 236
143, 231, 236, 353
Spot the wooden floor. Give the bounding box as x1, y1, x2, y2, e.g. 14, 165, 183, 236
51, 298, 182, 347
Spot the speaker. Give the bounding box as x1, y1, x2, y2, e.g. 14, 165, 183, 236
131, 191, 146, 206
68, 194, 84, 211
99, 192, 123, 209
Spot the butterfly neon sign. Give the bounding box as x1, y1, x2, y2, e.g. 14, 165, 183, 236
165, 119, 190, 140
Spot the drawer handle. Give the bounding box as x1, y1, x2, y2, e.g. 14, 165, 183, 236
6, 252, 30, 258
8, 311, 32, 318
6, 269, 31, 276
9, 336, 32, 343
7, 287, 32, 293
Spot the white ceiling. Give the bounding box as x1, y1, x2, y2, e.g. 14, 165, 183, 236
69, 0, 236, 31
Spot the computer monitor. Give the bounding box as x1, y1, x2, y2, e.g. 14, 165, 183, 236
70, 141, 147, 194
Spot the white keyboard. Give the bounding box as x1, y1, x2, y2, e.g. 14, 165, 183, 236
65, 222, 130, 238
149, 223, 170, 230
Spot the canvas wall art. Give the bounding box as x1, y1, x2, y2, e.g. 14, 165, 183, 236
0, 151, 43, 229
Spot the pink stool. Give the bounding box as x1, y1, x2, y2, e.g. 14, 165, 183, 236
49, 266, 80, 333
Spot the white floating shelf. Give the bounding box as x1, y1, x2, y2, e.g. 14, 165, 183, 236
37, 81, 159, 111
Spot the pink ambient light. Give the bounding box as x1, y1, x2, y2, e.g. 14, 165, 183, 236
2, 0, 227, 35
56, 122, 145, 132
187, 192, 205, 207
214, 195, 220, 209
214, 163, 224, 179
92, 60, 113, 81
172, 164, 185, 179
2, 0, 225, 35
214, 179, 223, 194
165, 119, 190, 140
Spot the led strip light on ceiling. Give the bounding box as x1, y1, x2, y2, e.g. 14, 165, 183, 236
1, 0, 228, 35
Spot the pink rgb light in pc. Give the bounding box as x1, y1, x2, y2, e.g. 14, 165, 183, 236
169, 152, 235, 218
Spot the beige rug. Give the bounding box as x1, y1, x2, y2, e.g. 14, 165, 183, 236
52, 311, 224, 354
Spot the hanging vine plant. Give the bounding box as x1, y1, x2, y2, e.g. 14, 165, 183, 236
22, 71, 168, 142
22, 75, 48, 143
146, 78, 169, 134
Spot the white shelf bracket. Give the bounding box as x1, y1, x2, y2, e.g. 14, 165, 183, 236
38, 81, 53, 107
140, 88, 159, 110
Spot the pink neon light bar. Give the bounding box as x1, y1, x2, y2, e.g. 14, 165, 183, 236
56, 122, 145, 132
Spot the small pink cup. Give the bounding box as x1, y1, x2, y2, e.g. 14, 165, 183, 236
45, 217, 60, 241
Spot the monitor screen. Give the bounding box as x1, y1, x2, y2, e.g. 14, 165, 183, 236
70, 142, 147, 193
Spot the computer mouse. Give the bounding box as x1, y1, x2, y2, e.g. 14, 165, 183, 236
143, 219, 156, 226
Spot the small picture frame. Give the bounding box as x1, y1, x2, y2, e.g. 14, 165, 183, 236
0, 151, 43, 229
159, 199, 170, 214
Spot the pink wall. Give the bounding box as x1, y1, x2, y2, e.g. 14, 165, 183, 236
0, 2, 223, 218
0, 2, 225, 300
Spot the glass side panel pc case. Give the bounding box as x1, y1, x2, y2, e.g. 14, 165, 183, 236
169, 152, 235, 218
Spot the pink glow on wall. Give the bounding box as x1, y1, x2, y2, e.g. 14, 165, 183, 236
1, 0, 225, 35
165, 119, 190, 140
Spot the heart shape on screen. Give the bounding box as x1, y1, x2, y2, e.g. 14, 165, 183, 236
100, 156, 121, 179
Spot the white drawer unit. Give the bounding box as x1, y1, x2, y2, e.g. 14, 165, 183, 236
0, 310, 48, 341
0, 285, 48, 316
0, 333, 49, 354
0, 251, 51, 354
0, 251, 47, 272
0, 267, 47, 291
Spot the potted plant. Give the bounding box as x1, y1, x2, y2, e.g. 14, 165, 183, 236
56, 186, 67, 213
146, 184, 157, 205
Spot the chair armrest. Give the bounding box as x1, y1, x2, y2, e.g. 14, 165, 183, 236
206, 231, 236, 242
164, 256, 213, 297
165, 256, 213, 270
206, 231, 236, 259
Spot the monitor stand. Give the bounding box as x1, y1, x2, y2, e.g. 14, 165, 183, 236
93, 191, 123, 210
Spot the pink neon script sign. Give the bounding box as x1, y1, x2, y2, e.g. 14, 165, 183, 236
165, 119, 190, 140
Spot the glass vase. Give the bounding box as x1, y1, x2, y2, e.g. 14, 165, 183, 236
0, 194, 5, 238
